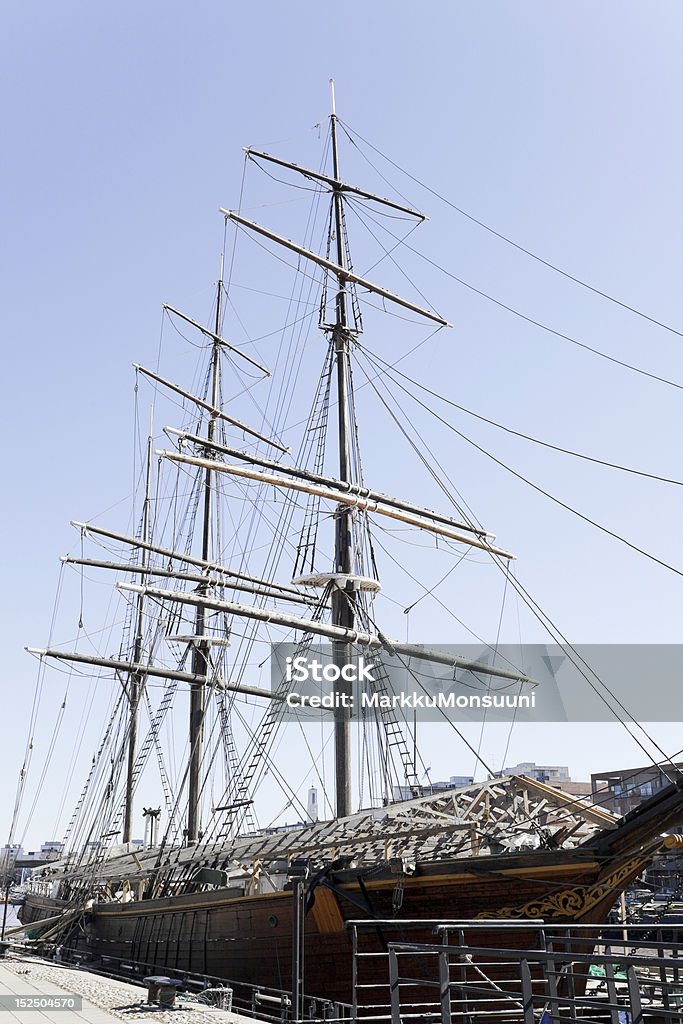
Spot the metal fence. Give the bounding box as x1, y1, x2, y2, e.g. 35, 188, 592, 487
49, 943, 353, 1023
349, 919, 683, 1024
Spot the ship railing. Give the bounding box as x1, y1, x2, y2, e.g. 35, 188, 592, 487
348, 919, 683, 1024
55, 942, 353, 1023
24, 878, 53, 897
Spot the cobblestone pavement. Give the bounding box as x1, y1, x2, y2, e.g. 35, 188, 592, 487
2, 951, 248, 1023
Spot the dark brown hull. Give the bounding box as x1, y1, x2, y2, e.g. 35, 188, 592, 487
19, 846, 644, 1006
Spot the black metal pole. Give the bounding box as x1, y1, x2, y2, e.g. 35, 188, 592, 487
1, 879, 12, 941
291, 878, 305, 1022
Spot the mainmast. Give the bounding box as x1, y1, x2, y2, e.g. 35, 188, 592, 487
219, 102, 448, 818
122, 421, 153, 844
329, 81, 354, 819
187, 257, 224, 843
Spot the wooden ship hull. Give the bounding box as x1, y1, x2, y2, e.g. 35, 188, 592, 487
20, 777, 683, 1005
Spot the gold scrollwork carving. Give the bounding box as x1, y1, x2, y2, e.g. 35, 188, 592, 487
480, 854, 648, 921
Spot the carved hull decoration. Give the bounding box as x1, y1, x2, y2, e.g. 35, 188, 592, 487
482, 854, 646, 920
484, 836, 683, 921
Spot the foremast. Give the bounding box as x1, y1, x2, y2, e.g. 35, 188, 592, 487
187, 258, 224, 844
122, 424, 153, 843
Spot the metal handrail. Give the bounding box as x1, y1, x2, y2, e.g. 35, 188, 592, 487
349, 918, 683, 1024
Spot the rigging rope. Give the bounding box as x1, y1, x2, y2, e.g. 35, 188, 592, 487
359, 346, 683, 581
338, 117, 683, 342
344, 192, 683, 392
353, 346, 682, 782
359, 346, 683, 488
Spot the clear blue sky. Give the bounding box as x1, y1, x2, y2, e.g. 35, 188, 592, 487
2, 1, 682, 847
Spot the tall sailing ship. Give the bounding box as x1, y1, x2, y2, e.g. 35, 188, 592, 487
14, 91, 683, 1005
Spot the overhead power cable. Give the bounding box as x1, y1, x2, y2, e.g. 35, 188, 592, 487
339, 118, 683, 341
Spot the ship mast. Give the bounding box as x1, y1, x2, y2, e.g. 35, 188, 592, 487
211, 106, 448, 820
122, 422, 153, 843
220, 89, 447, 815
329, 81, 354, 819
187, 257, 224, 843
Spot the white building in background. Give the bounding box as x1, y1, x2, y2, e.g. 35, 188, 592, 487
393, 775, 475, 802
497, 762, 591, 798
38, 841, 64, 860
307, 786, 319, 823
500, 762, 570, 783
1, 844, 23, 859
1, 841, 64, 864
